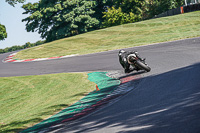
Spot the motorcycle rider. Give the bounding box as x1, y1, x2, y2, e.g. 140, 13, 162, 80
118, 49, 144, 73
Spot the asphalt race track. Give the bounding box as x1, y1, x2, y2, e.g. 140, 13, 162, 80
0, 37, 200, 77
1, 37, 200, 133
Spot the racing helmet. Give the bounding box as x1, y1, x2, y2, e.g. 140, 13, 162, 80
119, 49, 125, 54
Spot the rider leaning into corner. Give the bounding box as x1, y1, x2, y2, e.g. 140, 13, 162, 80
118, 49, 145, 73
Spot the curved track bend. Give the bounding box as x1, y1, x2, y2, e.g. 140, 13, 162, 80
0, 37, 200, 133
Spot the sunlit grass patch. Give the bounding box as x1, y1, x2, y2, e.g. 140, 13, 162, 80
15, 11, 200, 59
0, 73, 95, 133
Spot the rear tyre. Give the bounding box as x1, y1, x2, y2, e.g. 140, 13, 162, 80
136, 60, 151, 72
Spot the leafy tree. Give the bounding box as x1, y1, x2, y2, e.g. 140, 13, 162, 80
138, 0, 160, 19
103, 0, 146, 23
35, 40, 45, 46
3, 47, 9, 53
0, 24, 7, 41
133, 0, 185, 19
112, 0, 145, 14
112, 0, 185, 19
0, 49, 4, 54
102, 0, 144, 27
93, 0, 114, 22
6, 0, 26, 7
102, 7, 139, 27
162, 0, 184, 11
22, 0, 100, 42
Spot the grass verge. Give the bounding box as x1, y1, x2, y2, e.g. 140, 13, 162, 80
15, 11, 200, 60
0, 73, 95, 133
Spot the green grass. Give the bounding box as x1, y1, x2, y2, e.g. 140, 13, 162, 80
15, 11, 200, 60
2, 11, 200, 133
0, 73, 95, 133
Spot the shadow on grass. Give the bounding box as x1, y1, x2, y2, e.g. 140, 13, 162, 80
53, 63, 200, 133
71, 92, 88, 97
0, 118, 42, 133
1, 104, 70, 133
18, 74, 120, 133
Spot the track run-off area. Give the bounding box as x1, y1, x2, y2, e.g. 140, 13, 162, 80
0, 37, 200, 133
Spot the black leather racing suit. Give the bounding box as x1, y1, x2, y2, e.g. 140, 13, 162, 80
118, 51, 142, 73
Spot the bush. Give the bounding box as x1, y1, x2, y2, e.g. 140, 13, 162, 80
102, 7, 141, 28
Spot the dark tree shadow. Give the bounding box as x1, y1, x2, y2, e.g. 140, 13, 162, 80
52, 63, 200, 133
18, 83, 120, 132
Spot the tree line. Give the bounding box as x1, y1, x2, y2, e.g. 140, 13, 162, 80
0, 0, 185, 53
21, 0, 185, 42
0, 40, 45, 54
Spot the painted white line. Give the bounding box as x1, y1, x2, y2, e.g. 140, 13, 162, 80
60, 54, 79, 58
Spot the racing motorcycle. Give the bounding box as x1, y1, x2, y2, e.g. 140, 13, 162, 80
127, 53, 151, 72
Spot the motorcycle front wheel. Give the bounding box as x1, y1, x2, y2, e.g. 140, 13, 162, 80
135, 60, 151, 72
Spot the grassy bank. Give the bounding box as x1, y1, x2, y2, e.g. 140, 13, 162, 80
15, 11, 200, 60
0, 73, 95, 133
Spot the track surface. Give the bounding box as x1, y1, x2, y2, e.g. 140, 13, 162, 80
0, 37, 200, 77
1, 37, 200, 133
